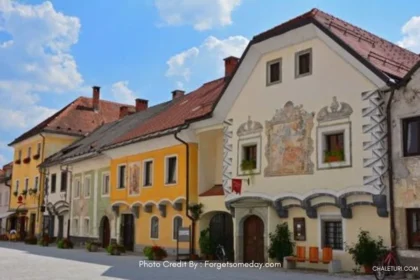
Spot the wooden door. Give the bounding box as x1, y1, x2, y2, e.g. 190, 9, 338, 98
19, 216, 26, 240
29, 214, 36, 236
243, 215, 264, 263
122, 214, 134, 251
210, 213, 234, 261
57, 216, 64, 239
101, 216, 110, 248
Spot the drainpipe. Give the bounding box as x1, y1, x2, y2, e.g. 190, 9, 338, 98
385, 87, 396, 249
38, 133, 46, 236
173, 123, 195, 256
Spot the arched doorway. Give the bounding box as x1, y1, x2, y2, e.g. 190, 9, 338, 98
100, 216, 111, 248
209, 212, 234, 261
243, 215, 264, 263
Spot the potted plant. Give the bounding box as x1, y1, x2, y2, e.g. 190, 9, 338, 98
240, 159, 256, 176
33, 154, 40, 160
346, 230, 387, 274
24, 236, 38, 245
57, 238, 73, 249
143, 245, 167, 260
188, 203, 203, 220
143, 246, 154, 260
268, 222, 295, 262
38, 234, 49, 247
324, 150, 345, 163
13, 191, 18, 197
199, 228, 213, 260
23, 157, 31, 164
86, 241, 101, 252
30, 188, 38, 195
107, 243, 125, 255
21, 189, 28, 197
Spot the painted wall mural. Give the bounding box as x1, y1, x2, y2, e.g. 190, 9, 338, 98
264, 101, 315, 176
128, 162, 141, 196
316, 96, 353, 122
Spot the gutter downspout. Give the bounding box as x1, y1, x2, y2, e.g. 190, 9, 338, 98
385, 87, 396, 249
38, 133, 47, 236
173, 123, 195, 256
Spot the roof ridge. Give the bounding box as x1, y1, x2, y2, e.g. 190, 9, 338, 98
79, 96, 135, 107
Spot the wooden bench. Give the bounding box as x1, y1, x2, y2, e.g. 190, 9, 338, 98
284, 246, 340, 272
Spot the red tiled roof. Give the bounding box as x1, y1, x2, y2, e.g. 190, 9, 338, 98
112, 78, 226, 145
254, 8, 420, 79
9, 97, 134, 146
199, 185, 224, 197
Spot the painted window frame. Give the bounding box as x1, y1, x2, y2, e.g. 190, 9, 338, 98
295, 48, 313, 79
84, 175, 91, 198
237, 136, 262, 176
117, 164, 127, 189
172, 215, 183, 241
164, 155, 178, 186
50, 173, 57, 193
143, 159, 154, 187
34, 176, 39, 190
317, 122, 351, 170
60, 171, 67, 192
402, 116, 420, 157
150, 216, 159, 240
24, 177, 29, 192
73, 217, 79, 235
318, 214, 345, 252
266, 57, 282, 86
15, 180, 19, 193
84, 217, 90, 236
73, 177, 81, 199
101, 172, 110, 197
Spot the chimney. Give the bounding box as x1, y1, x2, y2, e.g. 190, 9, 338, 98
135, 98, 148, 112
224, 56, 239, 77
172, 90, 185, 100
119, 106, 129, 119
92, 86, 100, 111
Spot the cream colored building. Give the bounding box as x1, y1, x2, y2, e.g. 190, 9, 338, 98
196, 9, 420, 271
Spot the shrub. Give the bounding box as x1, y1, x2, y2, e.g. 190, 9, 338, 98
143, 245, 167, 260
143, 246, 153, 260
24, 236, 38, 245
86, 241, 101, 252
199, 228, 212, 256
346, 230, 387, 267
57, 238, 73, 249
107, 243, 124, 255
268, 223, 295, 262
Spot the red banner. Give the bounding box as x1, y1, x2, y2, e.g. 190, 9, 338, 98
232, 179, 242, 194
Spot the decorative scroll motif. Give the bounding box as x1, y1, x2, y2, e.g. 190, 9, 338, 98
317, 96, 353, 122
264, 101, 315, 176
237, 116, 263, 137
222, 119, 233, 195
361, 90, 387, 193
128, 162, 141, 196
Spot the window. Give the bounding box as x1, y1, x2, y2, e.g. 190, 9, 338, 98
73, 218, 79, 235
407, 209, 420, 249
34, 176, 39, 190
322, 220, 343, 250
60, 171, 67, 192
150, 216, 159, 239
4, 191, 8, 205
27, 147, 31, 158
74, 179, 80, 198
266, 58, 282, 85
403, 116, 420, 157
50, 174, 56, 193
25, 178, 29, 192
165, 156, 177, 184
84, 176, 91, 198
242, 144, 257, 169
173, 216, 183, 240
295, 48, 312, 78
317, 123, 351, 170
15, 180, 19, 193
102, 173, 110, 195
118, 165, 126, 189
324, 133, 345, 163
84, 218, 90, 235
18, 150, 22, 160
37, 143, 41, 155
143, 160, 153, 187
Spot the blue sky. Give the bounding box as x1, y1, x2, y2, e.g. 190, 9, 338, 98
0, 0, 419, 166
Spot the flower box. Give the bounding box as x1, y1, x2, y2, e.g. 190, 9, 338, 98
23, 157, 31, 164
33, 154, 40, 160
14, 159, 21, 164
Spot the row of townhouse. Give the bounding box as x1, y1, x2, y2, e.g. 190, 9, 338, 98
4, 8, 420, 272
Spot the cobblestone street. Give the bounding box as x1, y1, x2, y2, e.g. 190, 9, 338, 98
0, 242, 375, 280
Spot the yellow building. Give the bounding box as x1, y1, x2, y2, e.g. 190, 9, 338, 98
7, 87, 133, 238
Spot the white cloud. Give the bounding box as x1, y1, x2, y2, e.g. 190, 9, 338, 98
165, 35, 249, 87
0, 0, 82, 132
155, 0, 242, 31
398, 16, 420, 53
111, 81, 138, 104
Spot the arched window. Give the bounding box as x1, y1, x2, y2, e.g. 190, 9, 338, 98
173, 216, 183, 240
150, 216, 159, 239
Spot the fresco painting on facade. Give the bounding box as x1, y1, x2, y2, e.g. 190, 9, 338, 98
128, 162, 141, 196
264, 102, 315, 176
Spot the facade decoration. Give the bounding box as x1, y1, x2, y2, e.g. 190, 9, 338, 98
236, 116, 263, 137
223, 119, 233, 195
264, 101, 315, 176
316, 96, 353, 122
128, 162, 141, 196
361, 90, 387, 193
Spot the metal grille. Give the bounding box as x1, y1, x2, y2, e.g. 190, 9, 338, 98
324, 221, 343, 250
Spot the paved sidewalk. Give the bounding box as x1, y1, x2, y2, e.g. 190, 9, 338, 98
0, 242, 376, 280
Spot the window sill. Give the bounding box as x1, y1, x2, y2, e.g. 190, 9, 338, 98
143, 184, 153, 188
101, 194, 110, 198
295, 72, 312, 79
165, 182, 177, 186
266, 80, 281, 87
117, 187, 126, 190
318, 161, 351, 170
